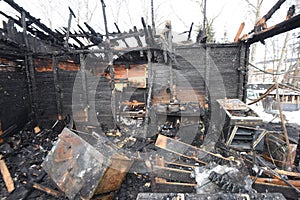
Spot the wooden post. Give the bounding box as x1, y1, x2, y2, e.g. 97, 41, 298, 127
234, 22, 245, 42
101, 0, 109, 38
141, 17, 150, 45
79, 54, 89, 122
165, 21, 174, 101
0, 121, 3, 143
22, 11, 38, 118
64, 7, 76, 48
144, 50, 154, 138
52, 56, 62, 120
151, 0, 156, 34
133, 26, 143, 47
205, 46, 210, 98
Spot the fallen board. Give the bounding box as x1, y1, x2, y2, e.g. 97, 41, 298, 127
155, 134, 236, 164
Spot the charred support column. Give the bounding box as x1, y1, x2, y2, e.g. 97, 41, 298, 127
151, 0, 156, 34
22, 12, 38, 119
109, 61, 117, 128
101, 0, 109, 38
64, 7, 76, 48
144, 50, 153, 138
202, 44, 226, 151
238, 43, 249, 101
204, 45, 210, 97
52, 56, 62, 120
79, 54, 89, 122
165, 21, 174, 100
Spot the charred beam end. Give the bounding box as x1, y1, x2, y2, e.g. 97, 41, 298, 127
247, 13, 300, 45
3, 0, 64, 43
263, 0, 286, 22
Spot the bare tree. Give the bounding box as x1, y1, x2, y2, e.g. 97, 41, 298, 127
274, 32, 290, 82
190, 0, 221, 42
244, 0, 264, 63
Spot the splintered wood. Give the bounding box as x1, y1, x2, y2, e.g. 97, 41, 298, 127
0, 154, 14, 193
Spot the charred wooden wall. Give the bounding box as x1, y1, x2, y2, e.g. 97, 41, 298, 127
0, 60, 31, 130
151, 43, 248, 106
174, 43, 249, 147
175, 43, 248, 101
35, 69, 78, 119
0, 42, 248, 135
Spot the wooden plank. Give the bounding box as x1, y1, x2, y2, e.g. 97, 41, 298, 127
155, 134, 206, 164
253, 182, 298, 199
274, 169, 300, 178
0, 121, 3, 143
155, 155, 196, 169
154, 178, 196, 193
253, 177, 300, 188
0, 154, 14, 193
52, 56, 62, 120
155, 134, 236, 164
31, 182, 64, 198
165, 161, 196, 169
234, 22, 245, 42
133, 26, 143, 47
94, 155, 133, 194
153, 165, 195, 183
79, 54, 89, 122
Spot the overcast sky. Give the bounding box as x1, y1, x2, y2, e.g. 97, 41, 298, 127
0, 0, 296, 43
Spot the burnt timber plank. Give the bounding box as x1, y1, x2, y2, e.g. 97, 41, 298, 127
0, 154, 14, 193
152, 165, 195, 183
52, 56, 62, 119
154, 178, 196, 193
155, 134, 236, 163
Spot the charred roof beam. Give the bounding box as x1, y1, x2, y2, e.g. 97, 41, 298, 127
3, 0, 64, 44
247, 13, 300, 44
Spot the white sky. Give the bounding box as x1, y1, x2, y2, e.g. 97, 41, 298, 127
0, 0, 296, 42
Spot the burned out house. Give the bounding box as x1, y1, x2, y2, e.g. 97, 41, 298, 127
1, 0, 300, 199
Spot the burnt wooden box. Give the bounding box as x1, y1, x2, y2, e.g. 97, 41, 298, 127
42, 128, 132, 200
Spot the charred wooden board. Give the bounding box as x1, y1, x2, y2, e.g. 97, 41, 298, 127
152, 165, 195, 183
154, 178, 196, 193
0, 154, 14, 193
155, 134, 236, 164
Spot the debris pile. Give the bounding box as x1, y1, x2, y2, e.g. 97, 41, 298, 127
192, 163, 254, 194
0, 0, 300, 199
0, 120, 67, 199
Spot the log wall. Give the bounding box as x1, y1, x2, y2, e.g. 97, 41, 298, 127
0, 60, 31, 130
